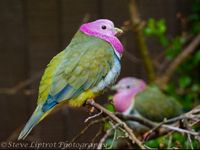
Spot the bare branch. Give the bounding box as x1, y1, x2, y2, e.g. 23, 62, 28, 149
116, 113, 155, 128
91, 126, 103, 143
70, 117, 109, 143
97, 122, 120, 149
84, 110, 103, 123
118, 105, 200, 142
187, 134, 194, 149
129, 0, 155, 82
162, 124, 199, 136
156, 34, 200, 88
86, 99, 145, 149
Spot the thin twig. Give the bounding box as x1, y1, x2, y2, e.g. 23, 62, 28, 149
156, 33, 200, 88
116, 113, 156, 129
70, 117, 109, 143
86, 100, 145, 149
162, 124, 199, 136
121, 106, 200, 141
129, 0, 155, 82
155, 34, 192, 73
87, 126, 103, 149
84, 110, 103, 123
91, 126, 103, 143
108, 124, 118, 149
143, 121, 168, 140
187, 133, 194, 150
167, 134, 173, 149
97, 123, 120, 149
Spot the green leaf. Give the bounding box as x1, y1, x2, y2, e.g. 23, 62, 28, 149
143, 27, 153, 36
194, 50, 200, 64
165, 83, 176, 94
103, 121, 111, 131
104, 103, 115, 112
165, 37, 185, 59
157, 19, 167, 35
191, 21, 200, 34
148, 18, 156, 30
145, 139, 160, 148
178, 76, 192, 88
144, 18, 156, 36
159, 35, 169, 47
108, 95, 114, 101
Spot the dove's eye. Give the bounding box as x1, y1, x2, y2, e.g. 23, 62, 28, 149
127, 85, 131, 89
101, 25, 107, 30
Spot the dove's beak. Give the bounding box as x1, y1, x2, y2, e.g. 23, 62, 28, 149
114, 27, 123, 36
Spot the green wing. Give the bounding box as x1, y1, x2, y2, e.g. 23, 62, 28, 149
134, 85, 183, 122
38, 31, 115, 105
38, 50, 65, 104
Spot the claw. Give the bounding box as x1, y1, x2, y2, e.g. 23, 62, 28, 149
89, 107, 95, 113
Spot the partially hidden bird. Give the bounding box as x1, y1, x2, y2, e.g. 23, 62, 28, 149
112, 77, 183, 133
18, 19, 124, 140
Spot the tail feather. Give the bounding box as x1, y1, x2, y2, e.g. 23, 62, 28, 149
18, 105, 44, 140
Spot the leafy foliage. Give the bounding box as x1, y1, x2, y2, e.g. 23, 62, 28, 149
189, 1, 200, 34
145, 132, 199, 149
143, 1, 200, 110
103, 1, 200, 149
140, 1, 200, 149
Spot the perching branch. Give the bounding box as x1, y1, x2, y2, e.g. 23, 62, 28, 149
148, 106, 200, 140
86, 99, 145, 149
156, 33, 200, 88
71, 102, 200, 149
162, 124, 199, 136
116, 105, 200, 142
116, 113, 155, 129
129, 0, 156, 82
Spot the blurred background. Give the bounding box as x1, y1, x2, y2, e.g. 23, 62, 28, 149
0, 0, 199, 146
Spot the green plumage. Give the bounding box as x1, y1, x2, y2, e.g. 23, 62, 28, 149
134, 85, 183, 122
38, 31, 114, 105
18, 31, 117, 140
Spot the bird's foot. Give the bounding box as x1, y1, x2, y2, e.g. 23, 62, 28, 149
84, 99, 103, 122
85, 99, 95, 113
89, 106, 95, 113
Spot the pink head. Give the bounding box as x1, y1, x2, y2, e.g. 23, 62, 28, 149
80, 19, 124, 55
113, 77, 146, 113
